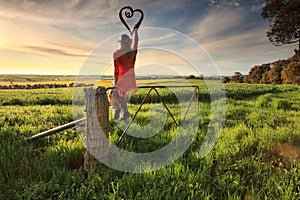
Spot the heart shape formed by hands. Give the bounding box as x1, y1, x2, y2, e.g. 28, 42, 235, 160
119, 6, 144, 35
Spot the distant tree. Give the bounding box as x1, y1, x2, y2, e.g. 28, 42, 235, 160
187, 75, 196, 79
268, 63, 284, 84
261, 60, 287, 84
199, 74, 204, 80
261, 71, 271, 84
248, 64, 270, 83
242, 75, 251, 83
231, 72, 243, 83
269, 59, 290, 84
221, 77, 231, 83
281, 62, 300, 84
186, 74, 204, 80
262, 0, 300, 52
288, 53, 300, 62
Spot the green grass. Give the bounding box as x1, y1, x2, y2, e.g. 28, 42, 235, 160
0, 81, 299, 199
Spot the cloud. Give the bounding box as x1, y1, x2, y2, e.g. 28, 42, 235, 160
0, 0, 296, 75
188, 6, 296, 75
0, 16, 95, 59
207, 0, 242, 8
201, 25, 297, 74
0, 0, 113, 19
0, 0, 110, 61
24, 46, 88, 58
250, 2, 265, 12
189, 7, 246, 43
141, 31, 179, 48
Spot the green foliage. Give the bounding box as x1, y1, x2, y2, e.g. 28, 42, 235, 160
255, 93, 293, 111
261, 0, 300, 47
272, 99, 292, 110
0, 88, 74, 106
0, 81, 299, 199
256, 93, 275, 107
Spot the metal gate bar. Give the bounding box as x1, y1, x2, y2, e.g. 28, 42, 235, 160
116, 87, 153, 145
106, 85, 199, 146
152, 87, 179, 126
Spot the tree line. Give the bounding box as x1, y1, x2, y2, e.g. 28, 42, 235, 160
223, 54, 300, 85
0, 83, 94, 90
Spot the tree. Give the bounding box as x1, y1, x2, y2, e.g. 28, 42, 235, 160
242, 75, 251, 83
248, 64, 270, 83
262, 0, 300, 51
186, 75, 196, 79
268, 63, 284, 84
260, 59, 288, 84
270, 59, 290, 83
221, 76, 231, 83
261, 70, 271, 84
281, 62, 300, 84
231, 72, 243, 83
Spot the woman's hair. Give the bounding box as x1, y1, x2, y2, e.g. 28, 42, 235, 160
119, 34, 132, 44
119, 34, 132, 51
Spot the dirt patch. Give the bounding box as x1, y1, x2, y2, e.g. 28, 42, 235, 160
271, 142, 300, 162
243, 194, 255, 200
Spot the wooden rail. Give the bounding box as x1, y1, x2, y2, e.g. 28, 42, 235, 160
27, 118, 85, 142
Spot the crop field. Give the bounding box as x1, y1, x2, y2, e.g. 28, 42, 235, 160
0, 79, 299, 199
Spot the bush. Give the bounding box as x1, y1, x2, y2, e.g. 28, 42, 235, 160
272, 99, 292, 110
256, 93, 274, 108
221, 77, 231, 83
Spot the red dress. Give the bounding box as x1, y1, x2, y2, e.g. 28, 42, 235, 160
113, 49, 137, 97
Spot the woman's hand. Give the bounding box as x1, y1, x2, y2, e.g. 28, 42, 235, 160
133, 21, 141, 30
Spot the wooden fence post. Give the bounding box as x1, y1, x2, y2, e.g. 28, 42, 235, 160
84, 86, 109, 171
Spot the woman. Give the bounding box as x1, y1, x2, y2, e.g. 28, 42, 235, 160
111, 23, 139, 120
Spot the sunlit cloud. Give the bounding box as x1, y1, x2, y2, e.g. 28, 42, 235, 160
189, 7, 246, 43
188, 6, 297, 75
0, 0, 296, 75
0, 0, 120, 60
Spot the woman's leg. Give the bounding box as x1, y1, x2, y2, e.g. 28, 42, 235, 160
111, 93, 121, 120
119, 96, 130, 120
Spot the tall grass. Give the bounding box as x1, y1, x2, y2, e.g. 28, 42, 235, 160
0, 88, 74, 106
0, 81, 299, 199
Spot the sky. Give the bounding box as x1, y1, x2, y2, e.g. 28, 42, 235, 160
0, 0, 298, 76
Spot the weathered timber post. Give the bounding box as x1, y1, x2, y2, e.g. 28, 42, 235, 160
84, 86, 109, 171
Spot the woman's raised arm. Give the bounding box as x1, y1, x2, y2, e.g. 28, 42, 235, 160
132, 25, 139, 50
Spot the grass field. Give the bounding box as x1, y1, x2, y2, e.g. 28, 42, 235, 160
0, 79, 299, 199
